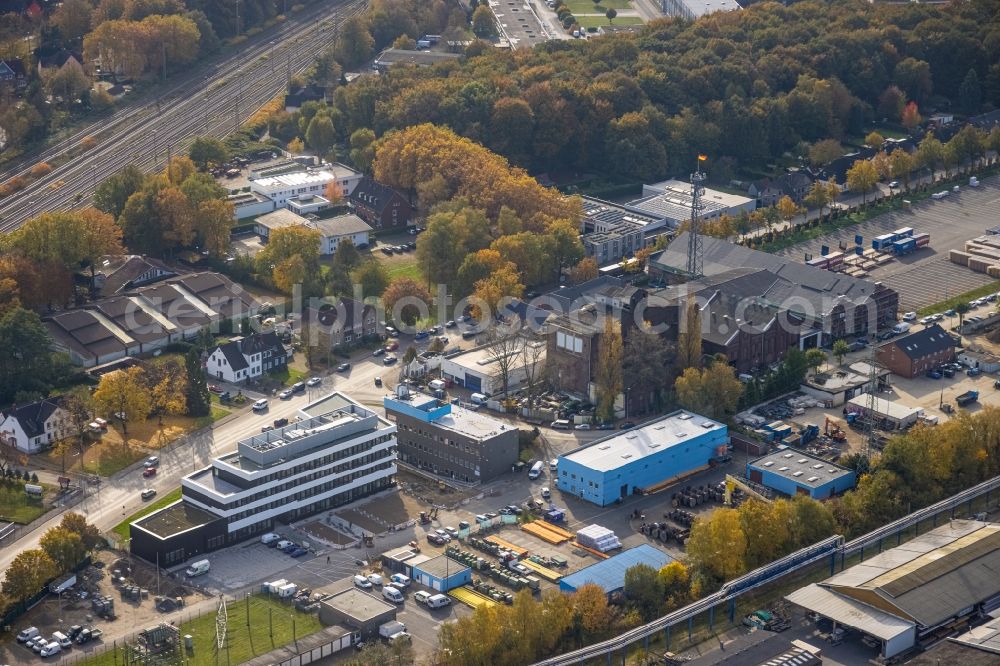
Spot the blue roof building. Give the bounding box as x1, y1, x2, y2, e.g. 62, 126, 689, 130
556, 411, 729, 506
747, 449, 856, 500
411, 554, 471, 592
559, 545, 673, 594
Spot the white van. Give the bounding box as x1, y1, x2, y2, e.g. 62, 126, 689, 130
892, 322, 911, 335
17, 627, 39, 643
52, 632, 72, 649
382, 586, 404, 603
426, 593, 451, 608
185, 560, 210, 577
528, 461, 544, 480
550, 419, 571, 430
260, 533, 281, 545
428, 379, 446, 391
470, 392, 488, 405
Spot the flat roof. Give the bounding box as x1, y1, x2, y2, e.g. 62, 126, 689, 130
951, 614, 1000, 655
253, 166, 354, 189
413, 554, 470, 580
561, 545, 672, 592
675, 0, 741, 17
132, 501, 220, 539
242, 625, 354, 666
442, 342, 539, 372
749, 450, 854, 488
322, 588, 395, 622
256, 208, 308, 229
847, 393, 921, 421
387, 391, 514, 440
561, 411, 725, 473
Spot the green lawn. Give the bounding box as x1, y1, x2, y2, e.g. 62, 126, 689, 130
0, 483, 50, 524
194, 405, 231, 429
576, 14, 644, 27
385, 257, 423, 283
917, 282, 1000, 316
564, 0, 633, 11
111, 487, 183, 542
79, 594, 323, 666
269, 366, 307, 385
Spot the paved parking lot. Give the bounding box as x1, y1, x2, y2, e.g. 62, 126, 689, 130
776, 177, 1000, 311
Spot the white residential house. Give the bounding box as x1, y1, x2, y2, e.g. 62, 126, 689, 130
205, 332, 288, 383
0, 399, 71, 455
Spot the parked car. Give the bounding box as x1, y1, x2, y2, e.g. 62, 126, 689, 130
144, 456, 159, 468
141, 488, 156, 500
261, 533, 281, 545
945, 309, 957, 316
367, 573, 384, 586
383, 355, 398, 365
336, 363, 351, 372
926, 370, 942, 379
373, 347, 385, 356
289, 547, 308, 557
444, 526, 459, 538
414, 590, 432, 605
540, 487, 551, 499
426, 533, 446, 545
273, 417, 289, 428
619, 422, 636, 430
968, 367, 982, 377
434, 528, 451, 542
354, 575, 373, 589
888, 180, 900, 189
941, 367, 955, 378
279, 389, 293, 400
40, 641, 61, 657
17, 627, 39, 643
445, 320, 457, 328
291, 382, 305, 393
902, 312, 917, 321
575, 423, 591, 430
252, 399, 268, 411
208, 384, 224, 394
306, 376, 322, 387
414, 331, 429, 341
142, 467, 157, 478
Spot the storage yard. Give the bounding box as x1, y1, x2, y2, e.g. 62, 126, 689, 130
776, 180, 1000, 311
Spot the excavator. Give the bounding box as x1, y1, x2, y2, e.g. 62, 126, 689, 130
825, 416, 847, 442
724, 474, 774, 507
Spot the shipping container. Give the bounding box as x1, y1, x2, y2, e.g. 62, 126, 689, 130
807, 256, 830, 269
893, 227, 914, 238
914, 233, 930, 247
892, 238, 917, 255
872, 234, 896, 251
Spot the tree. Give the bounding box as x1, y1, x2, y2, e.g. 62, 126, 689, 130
94, 165, 146, 218
0, 307, 55, 404
288, 137, 305, 153
889, 149, 915, 191
188, 136, 229, 170
473, 266, 524, 317
569, 257, 598, 284
164, 155, 197, 185
805, 347, 827, 375
675, 298, 702, 370
45, 62, 91, 103
147, 359, 187, 425
845, 159, 878, 205
60, 512, 102, 551
955, 301, 971, 330
40, 526, 86, 573
901, 101, 922, 131
51, 0, 93, 42
832, 339, 850, 367
594, 318, 623, 423
349, 128, 377, 172
657, 561, 690, 607
520, 331, 546, 407
623, 322, 673, 415
605, 7, 617, 23
3, 549, 56, 603
893, 57, 933, 104
959, 68, 982, 114
573, 583, 611, 635
354, 259, 390, 297
256, 226, 322, 295
803, 180, 832, 218
776, 195, 802, 228
457, 249, 510, 298
335, 15, 375, 69
332, 238, 362, 273
194, 199, 235, 257
685, 508, 747, 583
62, 387, 94, 461
383, 278, 432, 326
674, 360, 743, 421
808, 139, 842, 167
93, 366, 152, 435
864, 131, 884, 148
542, 219, 585, 280
483, 328, 525, 397
471, 6, 497, 37
623, 563, 664, 621
916, 132, 944, 173
306, 113, 337, 153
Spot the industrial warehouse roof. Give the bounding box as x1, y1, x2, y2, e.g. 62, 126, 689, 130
561, 411, 724, 473
560, 545, 672, 593
789, 520, 1000, 629
322, 588, 395, 622
846, 394, 921, 422
413, 554, 470, 580
785, 584, 915, 642
749, 450, 854, 489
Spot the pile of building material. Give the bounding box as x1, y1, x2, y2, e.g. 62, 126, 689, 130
575, 525, 622, 553
952, 236, 1000, 277
91, 594, 115, 618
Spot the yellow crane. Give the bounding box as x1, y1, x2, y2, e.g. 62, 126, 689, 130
724, 474, 773, 506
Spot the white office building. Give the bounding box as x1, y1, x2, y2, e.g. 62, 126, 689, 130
249, 164, 363, 208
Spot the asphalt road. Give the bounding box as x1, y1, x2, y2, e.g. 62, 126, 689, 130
0, 0, 367, 233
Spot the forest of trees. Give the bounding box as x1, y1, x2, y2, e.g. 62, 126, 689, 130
322, 0, 1000, 184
